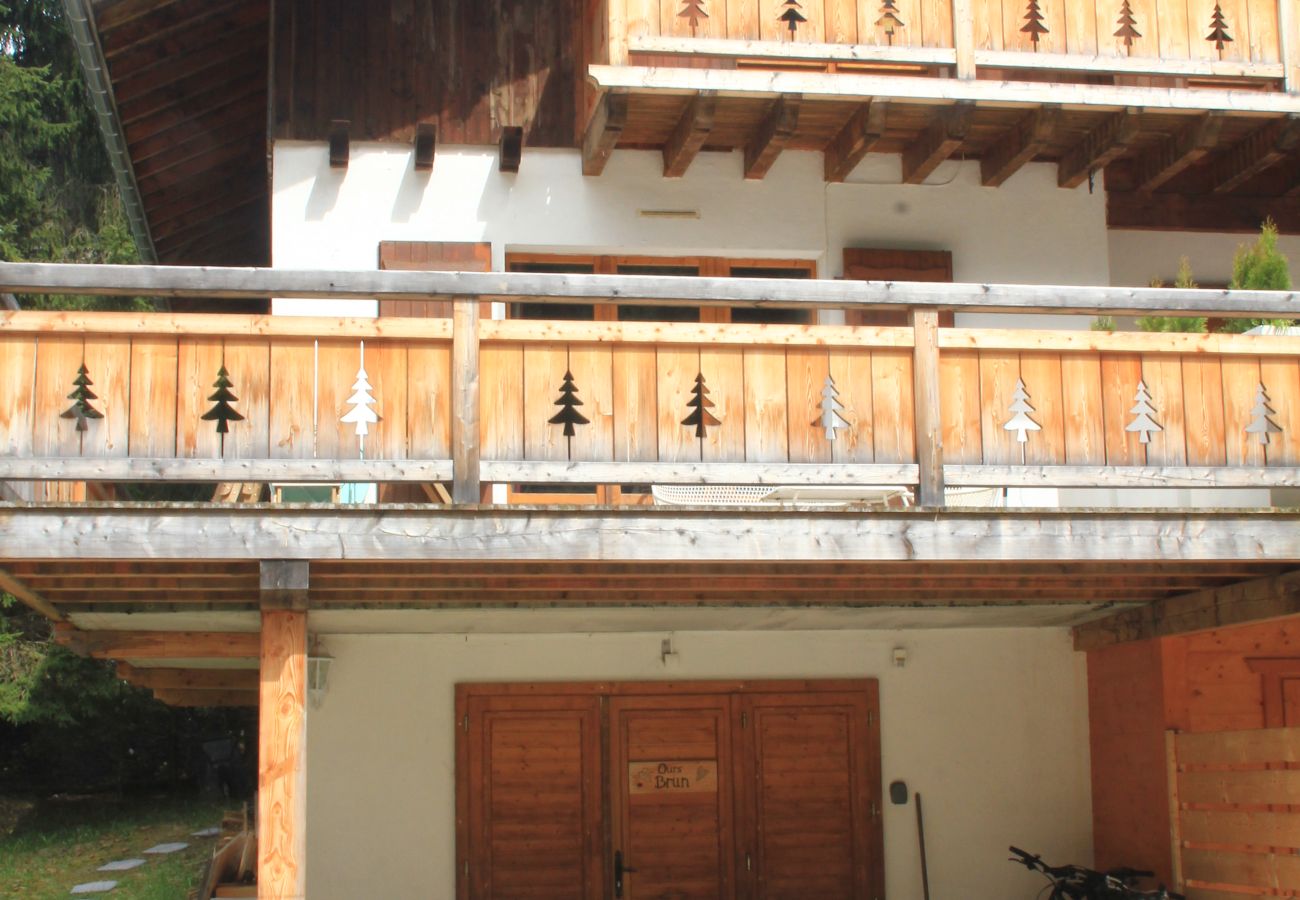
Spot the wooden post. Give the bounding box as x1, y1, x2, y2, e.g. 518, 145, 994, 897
1281, 0, 1298, 93
912, 309, 944, 507
452, 296, 481, 504
258, 607, 307, 900
1165, 731, 1184, 891
607, 0, 628, 66
952, 0, 976, 79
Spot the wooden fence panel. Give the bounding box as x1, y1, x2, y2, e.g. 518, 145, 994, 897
268, 340, 316, 460
0, 336, 36, 459
726, 0, 763, 39
523, 344, 571, 462
612, 345, 659, 462
1101, 355, 1145, 466
407, 343, 452, 460
657, 347, 702, 462
1259, 357, 1300, 465
700, 347, 746, 462
128, 337, 179, 458
1019, 352, 1066, 465
567, 345, 616, 462
480, 343, 525, 461
828, 349, 877, 463
979, 351, 1021, 465
939, 350, 982, 464
176, 338, 226, 460
1062, 354, 1106, 465
1141, 354, 1188, 466
221, 338, 270, 462
1181, 356, 1226, 467
786, 348, 831, 464
743, 346, 790, 463
32, 336, 85, 459
1221, 356, 1265, 467
871, 348, 915, 464
363, 341, 408, 461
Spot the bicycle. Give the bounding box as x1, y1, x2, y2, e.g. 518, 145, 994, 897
1008, 846, 1186, 900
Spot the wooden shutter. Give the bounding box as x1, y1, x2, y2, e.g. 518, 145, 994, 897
737, 687, 883, 900
842, 248, 954, 327
378, 241, 491, 318
459, 693, 604, 900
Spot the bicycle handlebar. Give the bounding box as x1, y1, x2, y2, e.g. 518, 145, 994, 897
1007, 846, 1185, 900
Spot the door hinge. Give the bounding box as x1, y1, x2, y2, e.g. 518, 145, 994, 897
464, 860, 469, 878
740, 712, 747, 728
871, 801, 879, 819
867, 710, 875, 727
463, 714, 469, 732
746, 851, 752, 871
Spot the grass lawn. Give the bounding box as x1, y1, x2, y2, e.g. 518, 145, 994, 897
0, 792, 229, 899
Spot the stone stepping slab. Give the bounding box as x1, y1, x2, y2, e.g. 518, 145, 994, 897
97, 859, 145, 872
70, 881, 117, 895
192, 826, 220, 837
143, 841, 189, 855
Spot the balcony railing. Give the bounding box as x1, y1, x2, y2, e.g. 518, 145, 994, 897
1, 261, 1299, 508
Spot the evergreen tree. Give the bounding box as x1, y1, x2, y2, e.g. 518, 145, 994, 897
876, 0, 905, 44
340, 344, 380, 450
1125, 380, 1162, 443
1114, 0, 1141, 53
1137, 257, 1207, 334
548, 369, 590, 438
1220, 219, 1294, 333
1002, 379, 1041, 443
1021, 0, 1048, 49
778, 0, 807, 36
1205, 3, 1232, 53
681, 373, 721, 438
58, 362, 103, 431
201, 366, 244, 434
1245, 383, 1282, 445
678, 0, 708, 35
814, 375, 851, 440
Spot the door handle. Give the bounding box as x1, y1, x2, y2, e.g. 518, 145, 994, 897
614, 850, 637, 897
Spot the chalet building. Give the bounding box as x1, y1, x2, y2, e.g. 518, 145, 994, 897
3, 0, 1300, 897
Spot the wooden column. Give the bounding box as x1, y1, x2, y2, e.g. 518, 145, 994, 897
607, 0, 629, 66
952, 0, 976, 79
452, 296, 481, 504
1281, 0, 1299, 93
912, 310, 944, 506
259, 605, 307, 899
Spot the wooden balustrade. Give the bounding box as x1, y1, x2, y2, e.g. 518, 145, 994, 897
3, 302, 1300, 503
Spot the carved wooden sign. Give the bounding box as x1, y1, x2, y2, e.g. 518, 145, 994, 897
628, 760, 718, 795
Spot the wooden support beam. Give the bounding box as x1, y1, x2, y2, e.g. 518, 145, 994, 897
499, 126, 523, 174
153, 688, 259, 708
663, 92, 716, 178
0, 566, 64, 621
1209, 116, 1300, 194
328, 120, 349, 170
911, 310, 944, 507
260, 561, 309, 611
823, 100, 889, 183
413, 121, 437, 172
980, 106, 1061, 187
117, 663, 259, 692
902, 103, 973, 185
952, 0, 976, 77
56, 629, 260, 660
1107, 191, 1300, 234
451, 297, 481, 504
258, 608, 306, 900
1073, 570, 1300, 650
1058, 107, 1142, 189
1281, 0, 1298, 93
1132, 113, 1226, 193
582, 92, 628, 176
744, 95, 800, 180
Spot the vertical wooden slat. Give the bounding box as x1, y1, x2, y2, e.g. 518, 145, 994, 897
930, 0, 959, 48
1189, 0, 1248, 60
608, 0, 630, 64
1279, 0, 1298, 85
525, 344, 575, 462
663, 0, 728, 37
761, 0, 826, 41
1064, 0, 1101, 53
480, 343, 524, 462
939, 350, 983, 464
612, 346, 659, 462
1142, 354, 1188, 466
128, 337, 178, 458
452, 298, 481, 503
0, 336, 36, 458
658, 347, 703, 462
1166, 731, 1185, 891
1181, 356, 1227, 467
824, 0, 859, 42
1259, 356, 1300, 465
566, 345, 615, 462
1101, 355, 1145, 466
269, 340, 317, 460
787, 348, 831, 464
1248, 0, 1280, 61
877, 345, 918, 468
222, 338, 271, 461
627, 0, 660, 38
32, 335, 85, 458
80, 336, 130, 458
1062, 355, 1107, 465
362, 341, 408, 460
867, 0, 922, 46
1221, 356, 1265, 467
743, 346, 789, 463
701, 347, 746, 462
1004, 0, 1065, 53
1019, 351, 1066, 465
1156, 0, 1191, 59
407, 343, 453, 461
978, 351, 1021, 465
727, 0, 762, 38
828, 349, 876, 463
972, 0, 1004, 50
176, 338, 225, 460
258, 608, 307, 900
313, 340, 356, 461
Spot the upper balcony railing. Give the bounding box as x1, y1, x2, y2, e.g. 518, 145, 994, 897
1, 261, 1299, 509
590, 0, 1299, 88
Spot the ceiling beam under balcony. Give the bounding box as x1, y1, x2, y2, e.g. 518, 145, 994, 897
744, 95, 801, 181
663, 92, 717, 178
824, 100, 889, 183
1131, 113, 1226, 193
981, 106, 1062, 187
902, 103, 973, 185
55, 625, 260, 660
1208, 115, 1300, 194
1057, 108, 1142, 189
1106, 191, 1300, 234
582, 91, 629, 177
0, 566, 65, 622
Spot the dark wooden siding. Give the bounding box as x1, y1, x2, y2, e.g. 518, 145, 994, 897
273, 0, 583, 147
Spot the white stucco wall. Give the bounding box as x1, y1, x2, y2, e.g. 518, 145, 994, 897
304, 627, 1091, 900
1108, 229, 1300, 288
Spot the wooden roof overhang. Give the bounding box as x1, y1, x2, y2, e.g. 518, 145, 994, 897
584, 65, 1300, 231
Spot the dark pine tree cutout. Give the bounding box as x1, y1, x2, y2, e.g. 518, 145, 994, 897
681, 372, 721, 439
1114, 0, 1141, 54
1021, 0, 1049, 49
201, 366, 244, 434
679, 0, 708, 35
778, 0, 807, 36
1206, 3, 1232, 54
876, 0, 905, 44
548, 369, 590, 439
60, 364, 104, 432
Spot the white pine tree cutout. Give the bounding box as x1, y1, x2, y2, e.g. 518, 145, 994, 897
1245, 382, 1282, 444
340, 341, 380, 453
1002, 378, 1041, 443
1125, 379, 1162, 444
813, 375, 851, 440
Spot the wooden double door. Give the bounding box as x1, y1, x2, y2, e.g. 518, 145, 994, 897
456, 680, 883, 900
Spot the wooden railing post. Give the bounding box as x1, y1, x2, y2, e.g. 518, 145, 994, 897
607, 0, 629, 66
952, 0, 976, 78
452, 296, 481, 504
912, 309, 944, 506
1281, 0, 1298, 93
